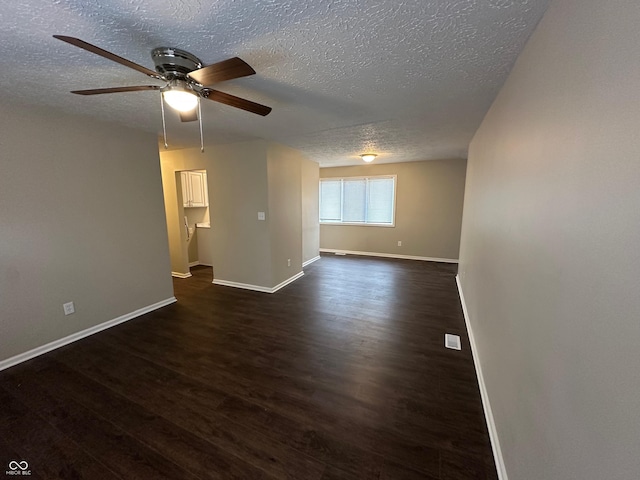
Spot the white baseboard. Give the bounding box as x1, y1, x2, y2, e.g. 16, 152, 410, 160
188, 261, 200, 267
302, 255, 321, 267
213, 271, 304, 294
0, 297, 177, 373
320, 248, 458, 263
271, 271, 305, 292
456, 275, 508, 480
171, 271, 192, 278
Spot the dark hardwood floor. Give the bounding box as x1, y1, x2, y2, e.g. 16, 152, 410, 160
0, 254, 497, 479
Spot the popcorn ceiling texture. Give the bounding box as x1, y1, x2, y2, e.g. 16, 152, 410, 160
0, 0, 549, 166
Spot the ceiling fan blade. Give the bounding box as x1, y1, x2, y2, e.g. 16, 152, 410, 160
187, 57, 255, 86
53, 35, 162, 80
70, 86, 161, 95
179, 110, 198, 122
203, 90, 271, 116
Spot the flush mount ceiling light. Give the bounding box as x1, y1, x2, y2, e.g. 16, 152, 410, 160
361, 154, 377, 163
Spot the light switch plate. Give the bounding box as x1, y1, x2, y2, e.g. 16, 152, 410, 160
258, 212, 265, 220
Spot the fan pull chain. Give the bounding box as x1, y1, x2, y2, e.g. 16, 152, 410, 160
198, 97, 204, 153
160, 94, 168, 149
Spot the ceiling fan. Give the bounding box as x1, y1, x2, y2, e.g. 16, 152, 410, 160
53, 35, 272, 150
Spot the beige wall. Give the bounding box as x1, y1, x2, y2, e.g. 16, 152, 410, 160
301, 158, 320, 264
196, 227, 214, 266
320, 159, 466, 260
160, 142, 272, 284
458, 0, 640, 478
210, 141, 273, 287
161, 141, 315, 289
267, 143, 303, 284
0, 105, 174, 363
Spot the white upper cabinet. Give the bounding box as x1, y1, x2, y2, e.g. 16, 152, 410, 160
181, 171, 209, 208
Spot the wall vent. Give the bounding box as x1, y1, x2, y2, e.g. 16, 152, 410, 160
445, 333, 461, 350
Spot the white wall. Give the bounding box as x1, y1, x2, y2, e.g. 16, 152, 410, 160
458, 0, 640, 478
0, 105, 174, 364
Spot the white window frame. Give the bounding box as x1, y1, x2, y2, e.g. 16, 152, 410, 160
319, 174, 397, 227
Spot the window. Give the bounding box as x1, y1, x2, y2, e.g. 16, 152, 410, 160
319, 175, 396, 225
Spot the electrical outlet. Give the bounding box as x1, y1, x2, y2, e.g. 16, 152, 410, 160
63, 302, 75, 316
257, 212, 266, 221
287, 258, 291, 267
397, 241, 402, 246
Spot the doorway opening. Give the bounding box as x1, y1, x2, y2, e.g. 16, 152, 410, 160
166, 169, 212, 278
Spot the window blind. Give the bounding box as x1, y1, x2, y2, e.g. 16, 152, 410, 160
319, 175, 395, 225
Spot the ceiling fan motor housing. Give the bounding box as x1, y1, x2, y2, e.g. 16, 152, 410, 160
151, 47, 203, 82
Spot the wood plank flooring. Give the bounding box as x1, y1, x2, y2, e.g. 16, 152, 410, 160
0, 254, 497, 479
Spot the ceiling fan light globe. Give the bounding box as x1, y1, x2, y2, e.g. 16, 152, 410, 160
163, 90, 198, 112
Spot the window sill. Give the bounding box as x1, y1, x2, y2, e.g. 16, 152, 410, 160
320, 222, 395, 228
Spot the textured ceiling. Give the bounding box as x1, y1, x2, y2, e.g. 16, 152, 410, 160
1, 0, 549, 166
